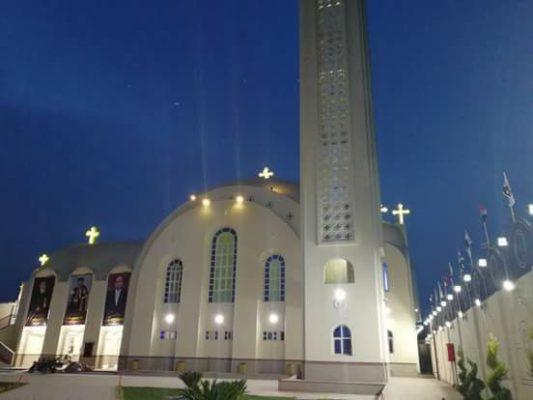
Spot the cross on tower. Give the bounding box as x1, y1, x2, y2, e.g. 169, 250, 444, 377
38, 254, 49, 266
85, 226, 100, 245
392, 203, 411, 225
258, 167, 274, 180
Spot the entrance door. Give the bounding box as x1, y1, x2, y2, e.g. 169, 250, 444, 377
58, 327, 84, 362
98, 326, 123, 370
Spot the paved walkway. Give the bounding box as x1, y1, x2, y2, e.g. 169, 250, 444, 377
0, 372, 461, 400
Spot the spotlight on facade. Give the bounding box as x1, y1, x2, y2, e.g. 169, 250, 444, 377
165, 313, 175, 324
269, 313, 279, 324
190, 194, 197, 201
440, 300, 446, 307
463, 273, 472, 283
438, 326, 443, 331
446, 321, 452, 328
432, 311, 438, 316
503, 280, 515, 291
235, 195, 244, 205
458, 311, 464, 318
497, 237, 508, 247
453, 285, 462, 293
334, 289, 347, 302
475, 298, 482, 307
478, 258, 488, 268
436, 306, 442, 312
214, 314, 224, 325
202, 198, 211, 207
447, 294, 453, 301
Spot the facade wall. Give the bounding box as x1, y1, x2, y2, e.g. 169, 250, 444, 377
383, 243, 419, 370
13, 265, 133, 368
430, 271, 533, 400
122, 198, 303, 372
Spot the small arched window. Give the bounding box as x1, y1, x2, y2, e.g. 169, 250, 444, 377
264, 255, 286, 302
333, 325, 352, 355
208, 228, 237, 303
388, 330, 394, 354
164, 260, 183, 303
324, 259, 354, 284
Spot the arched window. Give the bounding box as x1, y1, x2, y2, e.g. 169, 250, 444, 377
324, 259, 354, 284
164, 259, 183, 303
264, 255, 286, 302
333, 325, 352, 355
388, 330, 394, 354
208, 228, 237, 303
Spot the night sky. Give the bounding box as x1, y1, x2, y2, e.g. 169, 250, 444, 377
1, 1, 532, 315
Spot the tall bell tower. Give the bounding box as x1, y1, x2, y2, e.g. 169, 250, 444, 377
300, 0, 388, 390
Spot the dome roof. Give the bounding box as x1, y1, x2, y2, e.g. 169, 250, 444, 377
38, 241, 143, 281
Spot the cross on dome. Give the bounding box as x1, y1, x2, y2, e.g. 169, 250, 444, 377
38, 253, 49, 266
85, 226, 100, 245
258, 167, 274, 180
392, 203, 411, 225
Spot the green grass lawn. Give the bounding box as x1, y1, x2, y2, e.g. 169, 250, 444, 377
121, 387, 296, 400
0, 382, 26, 394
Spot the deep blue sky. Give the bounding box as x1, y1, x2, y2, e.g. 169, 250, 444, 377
1, 1, 532, 315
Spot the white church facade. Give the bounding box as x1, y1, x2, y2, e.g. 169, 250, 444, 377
2, 0, 421, 394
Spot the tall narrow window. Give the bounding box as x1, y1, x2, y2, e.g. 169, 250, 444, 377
333, 325, 352, 355
383, 262, 390, 292
208, 228, 237, 303
164, 259, 183, 303
264, 255, 286, 302
388, 330, 394, 354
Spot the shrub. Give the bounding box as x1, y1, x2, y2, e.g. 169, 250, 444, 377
486, 334, 512, 400
456, 348, 485, 400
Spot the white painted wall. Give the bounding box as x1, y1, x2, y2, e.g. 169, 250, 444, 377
384, 243, 419, 366
123, 196, 303, 364
430, 271, 533, 400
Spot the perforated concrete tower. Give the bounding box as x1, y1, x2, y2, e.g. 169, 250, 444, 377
299, 0, 388, 389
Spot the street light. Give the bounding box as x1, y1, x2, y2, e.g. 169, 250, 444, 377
497, 237, 508, 247
503, 280, 515, 291
453, 285, 462, 293
478, 258, 488, 268
463, 273, 472, 282
447, 294, 453, 301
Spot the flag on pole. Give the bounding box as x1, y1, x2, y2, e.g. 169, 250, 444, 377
479, 205, 488, 223
457, 249, 465, 276
448, 262, 455, 286
464, 231, 473, 259
502, 172, 516, 207
438, 281, 444, 300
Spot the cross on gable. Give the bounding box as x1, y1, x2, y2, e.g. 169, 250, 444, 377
392, 203, 411, 225
85, 226, 100, 245
38, 254, 49, 266
258, 167, 274, 180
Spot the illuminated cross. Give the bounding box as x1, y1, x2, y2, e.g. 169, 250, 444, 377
258, 167, 274, 180
392, 203, 411, 225
38, 254, 49, 266
85, 226, 100, 245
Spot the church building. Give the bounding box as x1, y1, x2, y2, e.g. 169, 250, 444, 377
2, 0, 420, 394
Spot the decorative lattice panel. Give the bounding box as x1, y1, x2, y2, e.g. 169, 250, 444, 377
316, 0, 355, 243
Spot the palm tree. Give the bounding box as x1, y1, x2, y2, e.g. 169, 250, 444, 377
176, 371, 247, 400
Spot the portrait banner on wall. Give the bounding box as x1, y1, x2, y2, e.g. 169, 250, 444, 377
63, 274, 92, 325
26, 276, 55, 326
103, 272, 131, 326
